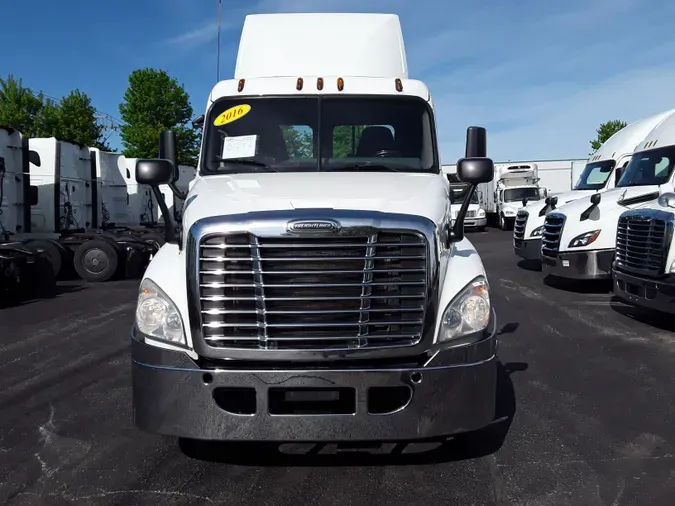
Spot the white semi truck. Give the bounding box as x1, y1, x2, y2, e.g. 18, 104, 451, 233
480, 163, 542, 230
612, 185, 675, 313
513, 109, 675, 262
131, 13, 499, 444
540, 108, 675, 281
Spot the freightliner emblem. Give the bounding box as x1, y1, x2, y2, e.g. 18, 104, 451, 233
287, 219, 340, 233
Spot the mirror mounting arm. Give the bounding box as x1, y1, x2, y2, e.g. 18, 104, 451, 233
448, 184, 477, 244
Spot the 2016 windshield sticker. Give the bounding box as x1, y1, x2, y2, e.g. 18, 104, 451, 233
213, 104, 251, 126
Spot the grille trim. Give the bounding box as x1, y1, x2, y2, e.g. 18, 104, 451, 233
514, 210, 528, 241
186, 209, 441, 361
542, 212, 566, 257
614, 208, 674, 278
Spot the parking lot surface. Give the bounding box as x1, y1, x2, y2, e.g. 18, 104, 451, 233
1, 229, 674, 506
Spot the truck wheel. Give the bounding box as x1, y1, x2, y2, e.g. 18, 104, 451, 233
73, 239, 119, 282
26, 255, 58, 298
24, 239, 65, 277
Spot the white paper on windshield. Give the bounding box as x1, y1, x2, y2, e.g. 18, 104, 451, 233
221, 135, 258, 160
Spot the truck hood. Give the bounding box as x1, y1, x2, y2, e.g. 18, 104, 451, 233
554, 185, 659, 218
182, 172, 449, 230
554, 185, 661, 252
528, 189, 595, 211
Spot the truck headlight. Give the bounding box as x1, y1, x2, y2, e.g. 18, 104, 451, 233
136, 278, 186, 346
568, 230, 601, 248
439, 276, 491, 342
504, 209, 516, 216
478, 209, 486, 217
530, 226, 544, 237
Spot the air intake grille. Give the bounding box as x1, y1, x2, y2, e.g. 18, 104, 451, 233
198, 232, 428, 350
514, 210, 528, 241
542, 213, 565, 257
615, 214, 669, 277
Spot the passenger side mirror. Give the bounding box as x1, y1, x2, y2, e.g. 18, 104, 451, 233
136, 159, 175, 186
159, 130, 179, 184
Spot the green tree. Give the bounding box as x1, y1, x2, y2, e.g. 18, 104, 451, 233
590, 120, 627, 153
53, 90, 109, 150
118, 68, 200, 165
0, 75, 109, 149
0, 75, 46, 136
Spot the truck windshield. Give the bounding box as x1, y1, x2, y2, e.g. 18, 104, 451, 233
617, 146, 675, 187
503, 188, 540, 202
573, 160, 615, 190
201, 95, 438, 174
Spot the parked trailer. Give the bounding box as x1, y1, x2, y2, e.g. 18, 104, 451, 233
0, 132, 152, 282
0, 129, 57, 303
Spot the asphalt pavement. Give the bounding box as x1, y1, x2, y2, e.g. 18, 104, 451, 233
2, 229, 675, 506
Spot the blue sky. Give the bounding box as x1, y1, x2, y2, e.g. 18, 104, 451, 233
3, 0, 675, 163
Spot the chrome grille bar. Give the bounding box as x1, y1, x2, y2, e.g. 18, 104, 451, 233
615, 210, 673, 277
197, 231, 428, 351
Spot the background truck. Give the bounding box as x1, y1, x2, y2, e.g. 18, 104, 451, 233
443, 164, 487, 231
130, 12, 500, 446
540, 108, 675, 281
0, 127, 56, 304
612, 186, 675, 314
479, 162, 543, 230
513, 109, 675, 263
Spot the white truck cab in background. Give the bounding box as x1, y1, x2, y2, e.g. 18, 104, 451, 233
612, 185, 675, 313
443, 165, 487, 231
540, 108, 675, 281
513, 109, 675, 262
481, 163, 542, 230
130, 13, 500, 444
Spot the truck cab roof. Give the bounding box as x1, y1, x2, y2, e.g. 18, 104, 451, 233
590, 108, 675, 163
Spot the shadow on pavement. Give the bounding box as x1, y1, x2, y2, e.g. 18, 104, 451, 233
543, 274, 612, 294
517, 259, 541, 272
178, 361, 528, 466
610, 297, 675, 332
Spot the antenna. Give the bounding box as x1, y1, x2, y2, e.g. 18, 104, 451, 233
216, 0, 222, 82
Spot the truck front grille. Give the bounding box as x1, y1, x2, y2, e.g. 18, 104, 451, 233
198, 232, 428, 350
615, 213, 670, 277
513, 211, 528, 242
466, 210, 476, 218
542, 213, 565, 257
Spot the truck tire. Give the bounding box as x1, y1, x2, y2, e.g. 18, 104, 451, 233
25, 254, 58, 298
73, 239, 119, 282
24, 239, 66, 277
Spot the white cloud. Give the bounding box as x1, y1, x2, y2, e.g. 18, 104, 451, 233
164, 21, 219, 47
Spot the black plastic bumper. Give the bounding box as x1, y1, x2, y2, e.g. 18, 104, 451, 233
541, 248, 614, 280
131, 333, 498, 442
513, 238, 542, 260
613, 270, 675, 313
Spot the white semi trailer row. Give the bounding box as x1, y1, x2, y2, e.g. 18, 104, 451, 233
0, 127, 195, 296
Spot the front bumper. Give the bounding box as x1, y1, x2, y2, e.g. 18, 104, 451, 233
541, 248, 614, 280
513, 238, 542, 260
464, 217, 487, 228
131, 329, 498, 442
613, 270, 675, 313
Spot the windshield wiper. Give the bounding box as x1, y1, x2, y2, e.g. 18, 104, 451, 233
322, 162, 401, 172
212, 158, 278, 172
